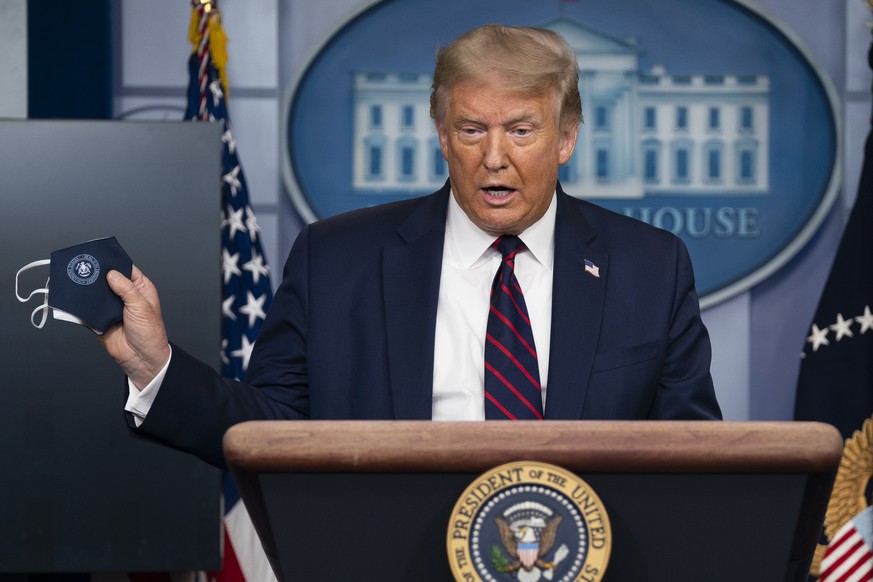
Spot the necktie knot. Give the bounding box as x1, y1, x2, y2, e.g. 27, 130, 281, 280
494, 235, 525, 262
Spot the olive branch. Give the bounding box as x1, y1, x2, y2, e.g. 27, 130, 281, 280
490, 545, 512, 573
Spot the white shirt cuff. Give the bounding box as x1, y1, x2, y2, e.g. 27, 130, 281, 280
124, 346, 172, 428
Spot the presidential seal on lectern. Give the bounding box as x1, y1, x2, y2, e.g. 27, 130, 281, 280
448, 462, 611, 582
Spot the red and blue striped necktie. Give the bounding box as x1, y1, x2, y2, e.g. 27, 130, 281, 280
484, 235, 544, 420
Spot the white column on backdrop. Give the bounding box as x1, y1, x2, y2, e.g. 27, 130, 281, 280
702, 294, 750, 420
0, 0, 27, 119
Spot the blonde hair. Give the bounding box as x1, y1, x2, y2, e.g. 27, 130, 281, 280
430, 24, 583, 130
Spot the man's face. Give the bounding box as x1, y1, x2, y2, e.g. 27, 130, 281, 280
436, 77, 578, 237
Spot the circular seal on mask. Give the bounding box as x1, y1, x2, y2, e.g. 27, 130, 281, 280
67, 253, 100, 285
448, 461, 611, 582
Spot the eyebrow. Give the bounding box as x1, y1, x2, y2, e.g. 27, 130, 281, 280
451, 112, 542, 130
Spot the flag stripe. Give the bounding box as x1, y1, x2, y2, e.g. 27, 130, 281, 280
821, 514, 873, 582
821, 537, 864, 578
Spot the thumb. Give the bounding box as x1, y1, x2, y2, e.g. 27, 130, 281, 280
106, 270, 139, 303
101, 267, 170, 386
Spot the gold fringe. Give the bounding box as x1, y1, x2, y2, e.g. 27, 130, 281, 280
188, 4, 231, 103
208, 10, 230, 100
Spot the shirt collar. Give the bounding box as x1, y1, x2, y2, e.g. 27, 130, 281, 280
445, 190, 557, 270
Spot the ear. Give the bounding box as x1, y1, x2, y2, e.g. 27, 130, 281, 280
436, 121, 449, 160
558, 122, 579, 165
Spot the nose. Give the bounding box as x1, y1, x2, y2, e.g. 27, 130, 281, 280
482, 131, 509, 171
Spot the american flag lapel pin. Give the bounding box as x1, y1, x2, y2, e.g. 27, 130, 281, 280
584, 259, 600, 278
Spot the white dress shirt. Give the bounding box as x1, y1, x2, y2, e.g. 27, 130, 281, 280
431, 192, 555, 420
125, 349, 169, 426
127, 191, 557, 424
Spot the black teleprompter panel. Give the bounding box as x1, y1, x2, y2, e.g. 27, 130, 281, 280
0, 120, 222, 571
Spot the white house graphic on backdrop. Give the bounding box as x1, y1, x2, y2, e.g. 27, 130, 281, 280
352, 17, 770, 198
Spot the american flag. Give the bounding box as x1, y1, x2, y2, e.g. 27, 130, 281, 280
185, 2, 275, 581
583, 259, 600, 278
795, 29, 873, 582
819, 507, 873, 582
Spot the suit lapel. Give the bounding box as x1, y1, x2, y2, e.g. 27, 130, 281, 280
544, 190, 608, 419
382, 187, 450, 419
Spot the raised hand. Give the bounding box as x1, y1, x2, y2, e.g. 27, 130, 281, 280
100, 266, 171, 389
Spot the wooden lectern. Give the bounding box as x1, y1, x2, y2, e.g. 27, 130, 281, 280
224, 421, 841, 582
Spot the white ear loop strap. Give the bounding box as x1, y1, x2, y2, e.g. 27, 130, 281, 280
15, 259, 51, 329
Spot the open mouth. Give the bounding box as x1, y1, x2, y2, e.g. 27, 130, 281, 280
483, 185, 515, 198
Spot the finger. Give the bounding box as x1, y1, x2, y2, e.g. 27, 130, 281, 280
129, 264, 145, 285
108, 266, 160, 309
97, 320, 123, 350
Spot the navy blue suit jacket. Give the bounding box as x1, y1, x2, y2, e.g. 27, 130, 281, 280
137, 183, 720, 468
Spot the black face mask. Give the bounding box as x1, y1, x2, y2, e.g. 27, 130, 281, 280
15, 237, 133, 335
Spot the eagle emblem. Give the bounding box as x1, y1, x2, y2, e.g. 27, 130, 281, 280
67, 253, 100, 285
492, 503, 571, 581
75, 260, 93, 278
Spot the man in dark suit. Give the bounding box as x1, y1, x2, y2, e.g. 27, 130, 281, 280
102, 24, 720, 469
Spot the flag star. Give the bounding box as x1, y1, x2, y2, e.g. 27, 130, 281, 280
221, 339, 230, 365
243, 251, 270, 285
806, 323, 830, 352
238, 291, 267, 329
855, 305, 873, 334
223, 165, 242, 196
221, 128, 236, 154
222, 295, 237, 320
222, 248, 242, 284
224, 205, 246, 240
829, 313, 854, 341
231, 335, 256, 372
245, 206, 261, 242
209, 78, 224, 107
